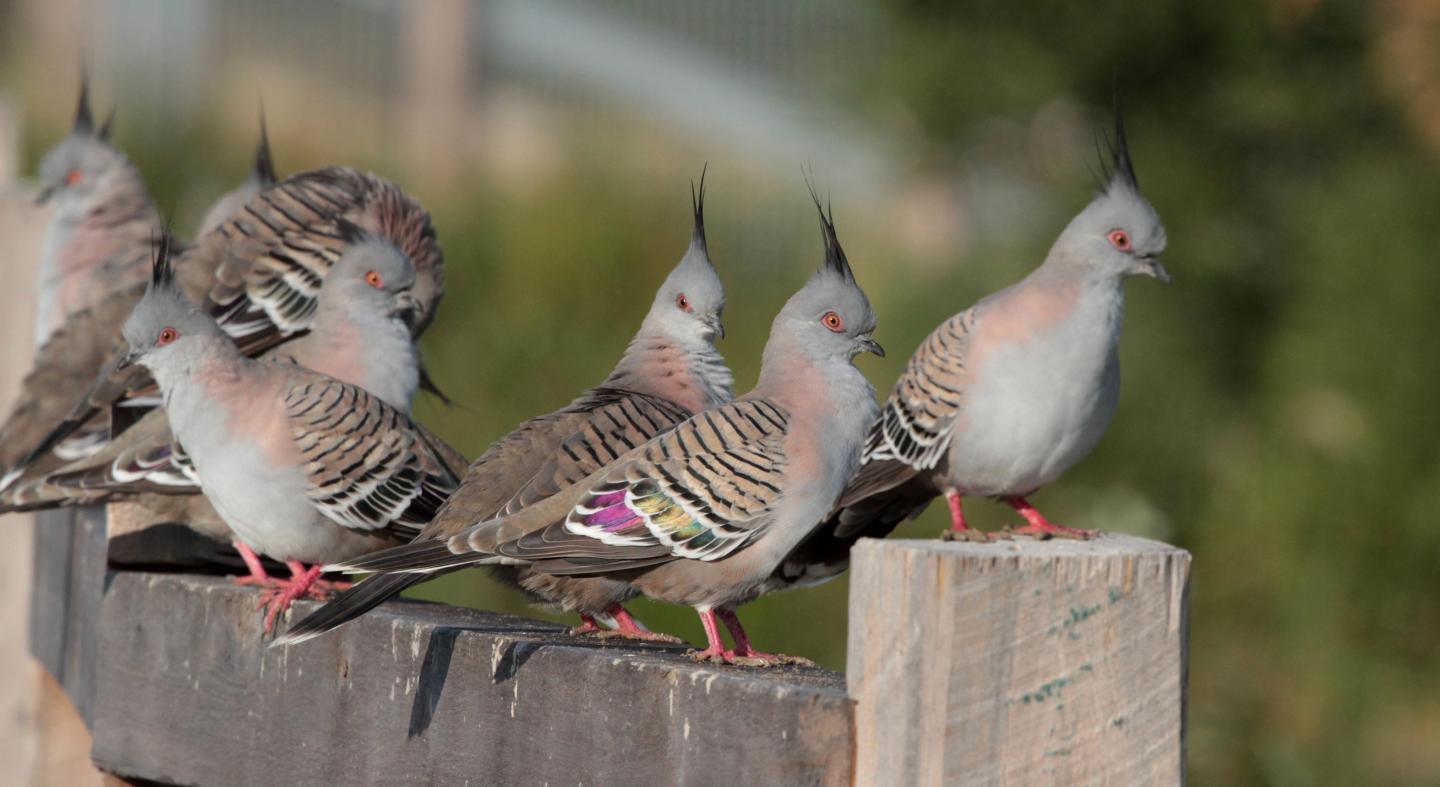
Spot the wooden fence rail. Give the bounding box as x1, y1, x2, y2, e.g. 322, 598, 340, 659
27, 499, 1190, 786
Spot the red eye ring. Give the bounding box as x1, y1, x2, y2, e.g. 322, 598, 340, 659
676, 293, 692, 312
365, 271, 384, 289
822, 311, 845, 332
65, 169, 83, 186
1108, 230, 1132, 251
156, 326, 179, 346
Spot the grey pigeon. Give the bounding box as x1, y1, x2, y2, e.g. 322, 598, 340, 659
33, 77, 160, 345
0, 166, 445, 504
277, 179, 732, 645
307, 194, 882, 666
117, 239, 462, 632
31, 233, 427, 516
781, 108, 1169, 594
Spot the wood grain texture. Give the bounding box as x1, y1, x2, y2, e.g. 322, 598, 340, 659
92, 573, 853, 786
29, 505, 108, 728
847, 535, 1190, 786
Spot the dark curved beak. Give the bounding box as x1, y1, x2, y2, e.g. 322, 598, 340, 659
702, 315, 725, 340
1140, 257, 1172, 285
35, 186, 55, 205
113, 349, 141, 373
392, 291, 423, 329
859, 334, 885, 358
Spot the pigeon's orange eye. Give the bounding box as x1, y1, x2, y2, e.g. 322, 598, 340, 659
1108, 230, 1132, 251
65, 169, 83, 186
822, 311, 844, 332
676, 293, 692, 312
156, 327, 179, 346
365, 271, 384, 289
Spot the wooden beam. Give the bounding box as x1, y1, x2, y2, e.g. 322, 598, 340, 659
29, 506, 109, 727
846, 535, 1190, 785
91, 573, 854, 786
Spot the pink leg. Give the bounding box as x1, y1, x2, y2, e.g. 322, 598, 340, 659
1002, 496, 1098, 540
568, 613, 606, 636
230, 541, 278, 588
688, 609, 735, 663
940, 490, 992, 542
597, 605, 683, 644
255, 563, 352, 635
716, 608, 815, 667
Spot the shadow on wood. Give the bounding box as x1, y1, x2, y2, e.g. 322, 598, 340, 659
90, 573, 854, 786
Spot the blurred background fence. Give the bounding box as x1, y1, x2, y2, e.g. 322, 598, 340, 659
3, 0, 1439, 783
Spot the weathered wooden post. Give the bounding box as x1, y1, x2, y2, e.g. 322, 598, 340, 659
847, 535, 1190, 785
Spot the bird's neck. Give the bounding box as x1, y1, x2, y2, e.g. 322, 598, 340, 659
299, 309, 419, 412
604, 325, 734, 414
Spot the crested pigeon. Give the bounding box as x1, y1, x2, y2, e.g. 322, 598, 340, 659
117, 239, 462, 632
302, 194, 883, 666
783, 108, 1169, 590
0, 166, 445, 504
278, 178, 733, 646
23, 232, 431, 519
32, 78, 160, 346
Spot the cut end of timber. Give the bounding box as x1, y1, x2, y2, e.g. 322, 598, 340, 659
847, 532, 1191, 786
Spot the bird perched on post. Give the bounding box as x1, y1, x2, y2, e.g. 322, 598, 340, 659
0, 165, 445, 504
116, 239, 462, 632
781, 108, 1168, 588
277, 177, 733, 646
32, 77, 160, 346
297, 194, 883, 667
11, 229, 436, 541
0, 105, 276, 499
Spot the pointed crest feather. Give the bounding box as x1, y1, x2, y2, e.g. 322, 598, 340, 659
335, 217, 369, 246
73, 74, 94, 135
803, 170, 855, 283
98, 107, 116, 140
1104, 97, 1139, 192
690, 163, 708, 254
149, 228, 176, 294
253, 103, 277, 186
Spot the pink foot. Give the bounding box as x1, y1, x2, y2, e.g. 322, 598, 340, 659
591, 605, 684, 644
687, 609, 740, 663
716, 609, 815, 667
939, 490, 993, 542
255, 562, 328, 634
1001, 496, 1098, 540
568, 614, 606, 636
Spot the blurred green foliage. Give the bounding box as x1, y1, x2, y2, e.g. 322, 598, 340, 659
8, 1, 1440, 783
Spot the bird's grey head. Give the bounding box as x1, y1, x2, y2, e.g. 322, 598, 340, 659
646, 172, 726, 343
197, 111, 279, 237
771, 197, 884, 362
1054, 107, 1170, 284
323, 224, 421, 329
36, 78, 132, 214
121, 236, 226, 373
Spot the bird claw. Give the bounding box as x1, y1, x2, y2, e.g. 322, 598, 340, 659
687, 648, 815, 668
940, 528, 995, 543
1000, 524, 1099, 541
591, 629, 686, 645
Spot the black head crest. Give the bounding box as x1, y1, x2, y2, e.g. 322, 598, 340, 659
690, 163, 708, 254
98, 107, 116, 140
254, 103, 277, 186
804, 171, 855, 284
74, 75, 94, 135
149, 229, 176, 294
1107, 98, 1139, 192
